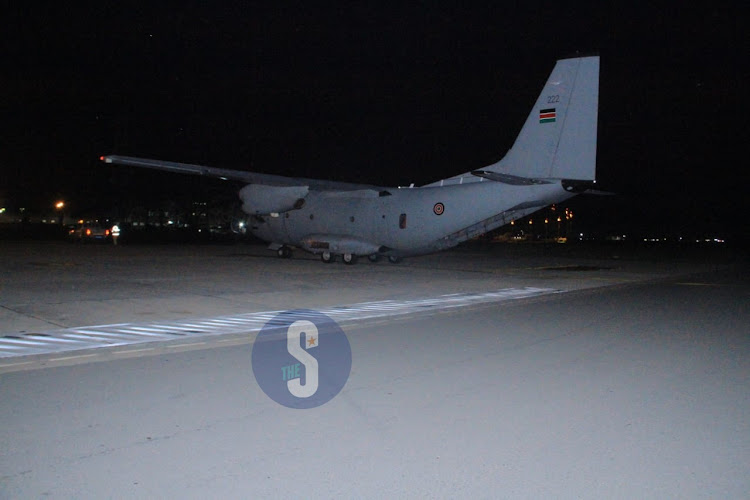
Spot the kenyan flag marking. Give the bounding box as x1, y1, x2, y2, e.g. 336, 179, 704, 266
539, 108, 556, 123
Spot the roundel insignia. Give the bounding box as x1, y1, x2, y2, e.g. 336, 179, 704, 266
433, 202, 445, 216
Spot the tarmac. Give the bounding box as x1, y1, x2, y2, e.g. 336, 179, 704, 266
0, 240, 747, 497
0, 240, 733, 335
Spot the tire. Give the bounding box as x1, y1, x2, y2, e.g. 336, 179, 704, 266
342, 253, 357, 265
321, 251, 335, 263
367, 254, 381, 262
388, 255, 402, 264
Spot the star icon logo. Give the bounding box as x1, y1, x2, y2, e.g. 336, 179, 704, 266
307, 335, 318, 349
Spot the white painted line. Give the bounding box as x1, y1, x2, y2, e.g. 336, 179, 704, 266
0, 338, 48, 346
112, 329, 177, 337
0, 360, 34, 368
113, 348, 155, 355
71, 329, 144, 337
19, 336, 87, 344
48, 353, 98, 362
166, 342, 206, 349
123, 326, 187, 334
0, 287, 559, 360
61, 333, 119, 342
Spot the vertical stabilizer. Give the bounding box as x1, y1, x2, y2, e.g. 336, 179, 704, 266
487, 56, 599, 181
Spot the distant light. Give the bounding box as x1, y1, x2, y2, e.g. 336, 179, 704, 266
0, 208, 5, 214
55, 201, 65, 209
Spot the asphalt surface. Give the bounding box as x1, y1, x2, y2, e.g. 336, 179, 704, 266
0, 241, 747, 497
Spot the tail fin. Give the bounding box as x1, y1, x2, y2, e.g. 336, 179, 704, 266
487, 56, 599, 181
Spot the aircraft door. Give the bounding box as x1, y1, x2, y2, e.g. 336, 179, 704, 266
381, 206, 407, 247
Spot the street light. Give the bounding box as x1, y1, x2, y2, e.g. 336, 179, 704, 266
54, 200, 65, 225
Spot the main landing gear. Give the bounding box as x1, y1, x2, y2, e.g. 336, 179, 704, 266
319, 252, 400, 264
321, 252, 357, 265
276, 246, 398, 264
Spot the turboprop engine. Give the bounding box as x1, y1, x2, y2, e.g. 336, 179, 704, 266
239, 184, 309, 215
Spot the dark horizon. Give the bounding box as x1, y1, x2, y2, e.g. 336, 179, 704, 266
2, 4, 744, 240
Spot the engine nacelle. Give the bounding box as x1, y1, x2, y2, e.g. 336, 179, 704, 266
239, 184, 309, 215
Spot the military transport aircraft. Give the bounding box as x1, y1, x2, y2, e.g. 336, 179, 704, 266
102, 55, 599, 264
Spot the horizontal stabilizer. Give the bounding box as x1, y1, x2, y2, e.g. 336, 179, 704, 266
582, 188, 615, 196
560, 179, 613, 195
471, 170, 552, 185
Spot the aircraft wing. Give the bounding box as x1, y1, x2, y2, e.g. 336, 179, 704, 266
100, 155, 384, 191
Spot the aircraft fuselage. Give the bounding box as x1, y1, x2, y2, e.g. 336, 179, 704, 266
249, 179, 575, 259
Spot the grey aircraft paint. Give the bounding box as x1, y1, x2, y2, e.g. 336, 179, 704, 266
103, 56, 600, 264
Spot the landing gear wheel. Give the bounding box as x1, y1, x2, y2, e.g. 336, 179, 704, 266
342, 253, 357, 265
321, 251, 335, 263
277, 246, 292, 258
387, 256, 402, 264
367, 254, 381, 263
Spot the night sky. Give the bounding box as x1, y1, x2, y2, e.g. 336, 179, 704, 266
2, 3, 745, 240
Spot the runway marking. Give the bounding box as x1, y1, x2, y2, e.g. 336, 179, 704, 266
0, 287, 557, 360
676, 282, 721, 286
0, 361, 33, 368
166, 342, 206, 349
0, 337, 49, 346
114, 347, 155, 355
48, 353, 98, 362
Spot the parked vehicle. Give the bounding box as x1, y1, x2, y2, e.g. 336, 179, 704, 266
68, 221, 110, 243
